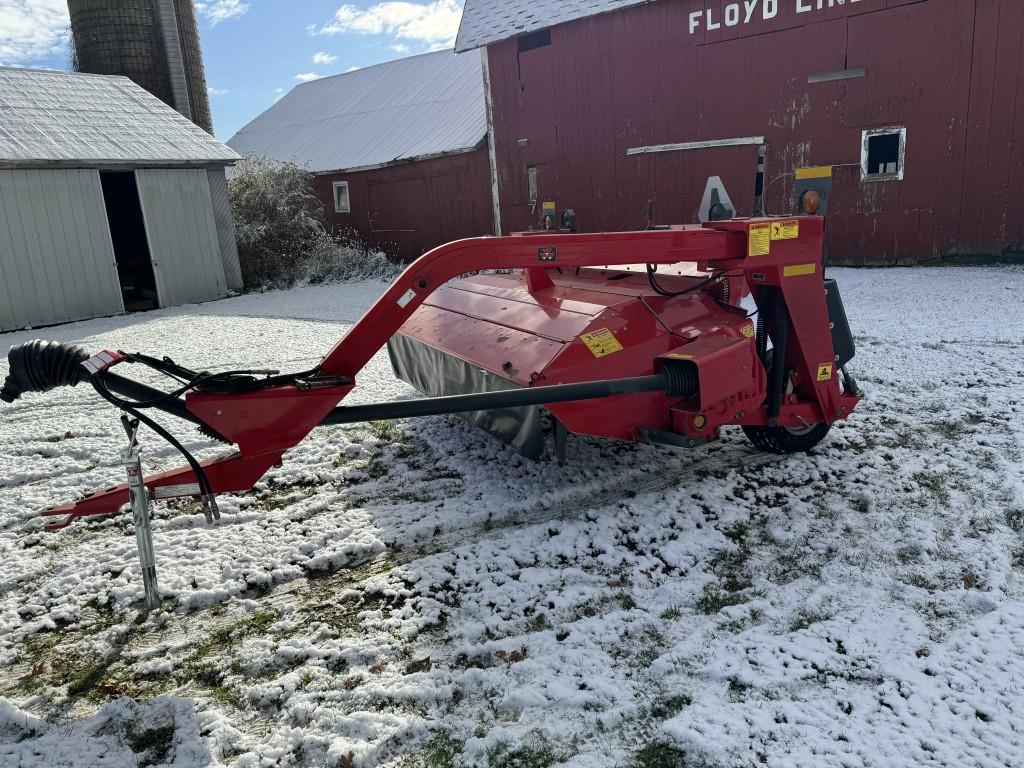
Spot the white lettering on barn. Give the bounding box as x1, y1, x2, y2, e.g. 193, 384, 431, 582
688, 0, 862, 35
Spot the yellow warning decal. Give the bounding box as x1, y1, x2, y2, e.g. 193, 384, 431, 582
748, 223, 771, 257
794, 165, 833, 180
740, 324, 755, 338
771, 220, 800, 240
783, 263, 817, 278
817, 363, 834, 382
581, 328, 624, 357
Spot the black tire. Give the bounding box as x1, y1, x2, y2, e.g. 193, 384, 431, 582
742, 422, 831, 454
743, 348, 831, 453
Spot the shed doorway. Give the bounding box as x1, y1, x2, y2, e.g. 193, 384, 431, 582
99, 171, 159, 311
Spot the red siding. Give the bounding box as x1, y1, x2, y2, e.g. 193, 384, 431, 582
486, 0, 1024, 264
314, 148, 493, 261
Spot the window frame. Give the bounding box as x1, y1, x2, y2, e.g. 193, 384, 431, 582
860, 126, 907, 182
332, 181, 351, 213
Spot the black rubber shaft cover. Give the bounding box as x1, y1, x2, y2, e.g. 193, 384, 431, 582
1, 340, 90, 403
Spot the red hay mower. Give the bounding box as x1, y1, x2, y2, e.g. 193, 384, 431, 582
2, 217, 860, 531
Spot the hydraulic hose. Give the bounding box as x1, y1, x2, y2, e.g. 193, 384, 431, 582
767, 289, 790, 425
1, 341, 90, 403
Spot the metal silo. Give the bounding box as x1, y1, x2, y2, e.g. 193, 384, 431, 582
68, 0, 214, 134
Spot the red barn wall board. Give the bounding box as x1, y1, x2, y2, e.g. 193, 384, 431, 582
314, 148, 493, 260
467, 0, 1024, 264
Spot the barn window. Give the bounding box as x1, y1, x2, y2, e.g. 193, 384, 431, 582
333, 181, 351, 213
517, 30, 551, 53
861, 127, 906, 181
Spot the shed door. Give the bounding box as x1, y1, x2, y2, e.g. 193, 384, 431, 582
0, 169, 123, 332
135, 169, 227, 307
368, 177, 426, 259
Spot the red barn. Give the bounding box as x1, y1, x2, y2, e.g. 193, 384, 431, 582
456, 0, 1024, 264
229, 50, 494, 261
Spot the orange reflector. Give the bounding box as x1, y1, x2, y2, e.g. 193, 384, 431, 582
801, 189, 822, 215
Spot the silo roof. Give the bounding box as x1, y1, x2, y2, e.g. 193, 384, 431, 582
227, 50, 486, 174
0, 67, 238, 168
455, 0, 654, 52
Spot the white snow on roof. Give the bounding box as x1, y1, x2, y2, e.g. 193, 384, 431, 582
227, 50, 487, 174
0, 67, 238, 167
456, 0, 655, 51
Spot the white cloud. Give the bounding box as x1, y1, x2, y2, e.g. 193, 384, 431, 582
294, 72, 321, 82
207, 85, 229, 96
312, 51, 337, 65
0, 0, 69, 64
389, 43, 410, 54
346, 66, 361, 72
195, 0, 249, 25
318, 1, 463, 47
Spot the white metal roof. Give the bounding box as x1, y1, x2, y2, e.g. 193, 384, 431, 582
455, 0, 655, 52
0, 67, 238, 168
227, 50, 487, 174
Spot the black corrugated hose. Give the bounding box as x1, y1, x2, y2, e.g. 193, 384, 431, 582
1, 340, 90, 403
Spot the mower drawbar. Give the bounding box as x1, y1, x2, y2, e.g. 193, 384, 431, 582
2, 341, 697, 432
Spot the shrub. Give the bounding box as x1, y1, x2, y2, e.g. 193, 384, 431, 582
228, 156, 399, 289
302, 230, 402, 285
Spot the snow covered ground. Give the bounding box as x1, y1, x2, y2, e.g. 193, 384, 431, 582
1, 266, 1023, 768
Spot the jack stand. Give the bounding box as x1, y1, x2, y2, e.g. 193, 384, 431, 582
121, 416, 161, 611
554, 419, 570, 465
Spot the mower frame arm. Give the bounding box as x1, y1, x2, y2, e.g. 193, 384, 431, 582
319, 227, 742, 377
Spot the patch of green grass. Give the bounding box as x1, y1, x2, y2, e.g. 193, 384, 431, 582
633, 742, 692, 768
526, 613, 550, 632
207, 610, 277, 649
695, 584, 759, 615
1005, 506, 1024, 532
789, 608, 831, 632
851, 497, 871, 514
932, 420, 961, 441
1011, 546, 1024, 569
210, 684, 247, 710
368, 420, 403, 443
659, 605, 683, 621
391, 490, 437, 504
364, 456, 389, 479
486, 732, 568, 768
726, 676, 753, 701
912, 471, 951, 507
66, 661, 108, 698
895, 546, 922, 565
650, 694, 692, 719
401, 731, 465, 768
128, 725, 175, 767
615, 593, 637, 611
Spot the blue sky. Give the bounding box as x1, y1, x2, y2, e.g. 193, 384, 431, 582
0, 0, 465, 140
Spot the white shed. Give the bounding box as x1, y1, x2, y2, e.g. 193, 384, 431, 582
0, 67, 242, 333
